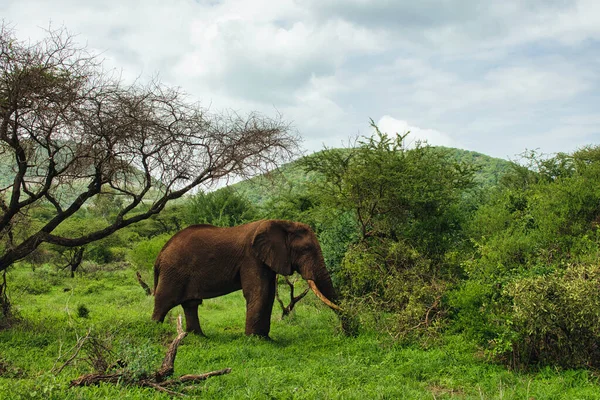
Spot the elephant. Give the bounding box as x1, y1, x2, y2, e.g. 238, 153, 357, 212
151, 219, 341, 338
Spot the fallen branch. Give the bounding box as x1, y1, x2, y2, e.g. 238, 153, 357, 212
69, 315, 231, 395
53, 329, 92, 375
136, 271, 153, 296
154, 314, 188, 382
160, 368, 233, 386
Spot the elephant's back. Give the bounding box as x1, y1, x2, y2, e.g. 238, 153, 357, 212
165, 222, 257, 246
155, 223, 254, 298
156, 223, 257, 271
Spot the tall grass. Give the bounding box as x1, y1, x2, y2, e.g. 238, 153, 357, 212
0, 264, 598, 399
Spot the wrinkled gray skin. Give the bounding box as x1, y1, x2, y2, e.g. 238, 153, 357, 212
152, 220, 339, 338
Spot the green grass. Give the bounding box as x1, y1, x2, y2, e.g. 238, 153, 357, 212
1, 264, 599, 399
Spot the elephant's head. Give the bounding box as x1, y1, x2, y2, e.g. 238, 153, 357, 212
252, 220, 341, 312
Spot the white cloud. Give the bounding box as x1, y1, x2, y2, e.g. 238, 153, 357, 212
1, 0, 598, 160
376, 116, 458, 149
175, 16, 385, 103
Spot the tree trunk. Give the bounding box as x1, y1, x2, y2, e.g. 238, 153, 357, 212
70, 247, 85, 278
0, 270, 10, 319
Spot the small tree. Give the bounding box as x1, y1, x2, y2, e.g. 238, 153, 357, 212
301, 120, 476, 258
300, 121, 476, 339
0, 23, 297, 273
185, 187, 257, 227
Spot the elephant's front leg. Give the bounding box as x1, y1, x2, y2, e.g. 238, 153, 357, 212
241, 266, 276, 338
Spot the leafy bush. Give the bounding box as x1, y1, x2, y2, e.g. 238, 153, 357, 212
315, 211, 359, 281
291, 124, 477, 341
446, 280, 496, 343
301, 125, 476, 260
8, 264, 64, 295
454, 147, 600, 368
86, 232, 132, 264
118, 338, 160, 380
502, 263, 600, 368
128, 234, 171, 271
186, 187, 257, 227
339, 240, 447, 342
82, 281, 109, 295
10, 279, 52, 295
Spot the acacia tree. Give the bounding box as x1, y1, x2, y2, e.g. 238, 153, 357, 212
0, 24, 297, 272
301, 121, 476, 256
298, 122, 477, 339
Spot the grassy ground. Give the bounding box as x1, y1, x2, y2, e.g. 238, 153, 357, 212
0, 264, 599, 399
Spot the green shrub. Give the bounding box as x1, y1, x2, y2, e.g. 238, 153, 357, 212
338, 240, 447, 342
77, 304, 90, 318
128, 234, 171, 271
501, 263, 600, 368
186, 187, 257, 227
8, 265, 64, 295
316, 211, 359, 281
446, 280, 497, 343
11, 279, 52, 295
118, 338, 159, 380
455, 147, 600, 368
82, 281, 109, 295
87, 241, 127, 264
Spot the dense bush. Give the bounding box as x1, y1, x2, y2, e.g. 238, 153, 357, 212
300, 125, 476, 259
128, 234, 172, 271
338, 240, 446, 341
294, 124, 477, 339
452, 146, 600, 368
186, 187, 257, 227
505, 263, 600, 368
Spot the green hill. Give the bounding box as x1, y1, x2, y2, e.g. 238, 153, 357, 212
0, 145, 512, 208
232, 147, 513, 206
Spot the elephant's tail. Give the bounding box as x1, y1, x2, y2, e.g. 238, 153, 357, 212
153, 258, 160, 295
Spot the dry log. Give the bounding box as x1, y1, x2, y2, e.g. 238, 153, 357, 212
154, 314, 188, 382
69, 315, 231, 395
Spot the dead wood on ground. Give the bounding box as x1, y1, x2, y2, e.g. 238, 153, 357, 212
67, 315, 231, 395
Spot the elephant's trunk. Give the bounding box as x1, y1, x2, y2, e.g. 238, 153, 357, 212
298, 255, 342, 312
300, 255, 358, 336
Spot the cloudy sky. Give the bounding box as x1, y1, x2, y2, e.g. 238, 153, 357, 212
2, 0, 599, 160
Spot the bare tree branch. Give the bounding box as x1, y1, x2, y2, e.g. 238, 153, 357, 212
0, 23, 298, 271
275, 275, 310, 318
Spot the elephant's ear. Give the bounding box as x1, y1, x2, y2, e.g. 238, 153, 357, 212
252, 220, 292, 276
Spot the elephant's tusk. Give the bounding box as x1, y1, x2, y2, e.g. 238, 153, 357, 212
307, 280, 343, 312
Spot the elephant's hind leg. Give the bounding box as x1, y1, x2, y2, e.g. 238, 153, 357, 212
182, 299, 205, 336
152, 288, 180, 323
